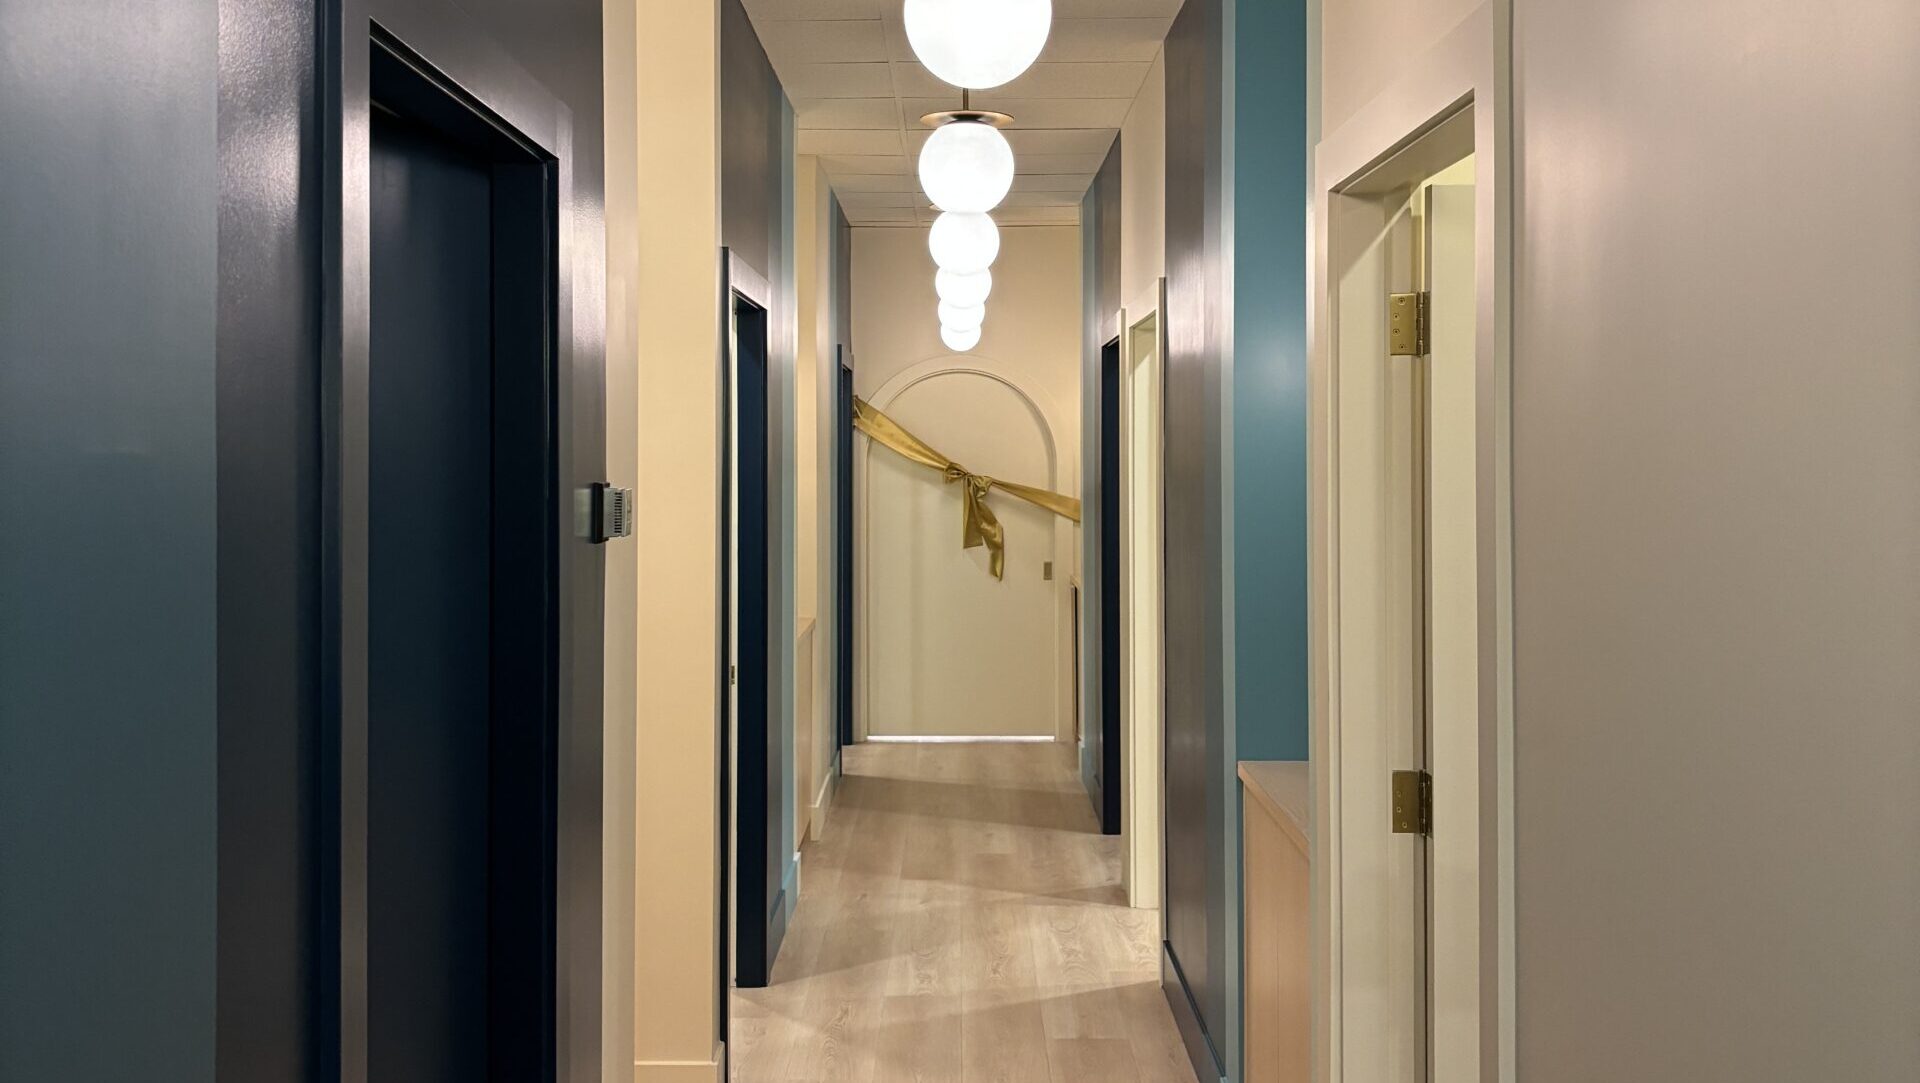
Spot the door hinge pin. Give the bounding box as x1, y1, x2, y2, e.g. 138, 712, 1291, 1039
1388, 291, 1429, 357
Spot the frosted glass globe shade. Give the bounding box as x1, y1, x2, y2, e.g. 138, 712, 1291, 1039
941, 324, 982, 352
935, 267, 993, 308
938, 300, 986, 333
918, 121, 1014, 213
905, 0, 1052, 90
928, 211, 999, 274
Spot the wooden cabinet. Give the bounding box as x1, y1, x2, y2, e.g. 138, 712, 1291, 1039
1241, 762, 1310, 1083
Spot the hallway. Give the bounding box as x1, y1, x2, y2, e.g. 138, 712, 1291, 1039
729, 743, 1196, 1083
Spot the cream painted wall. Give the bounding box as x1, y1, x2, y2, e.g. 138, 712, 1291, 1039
851, 225, 1082, 742
794, 159, 820, 839
852, 227, 1081, 445
1120, 51, 1167, 311
867, 373, 1060, 737
795, 155, 837, 840
617, 0, 725, 1078
1319, 0, 1483, 135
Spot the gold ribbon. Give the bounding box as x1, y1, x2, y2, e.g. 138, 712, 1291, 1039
854, 396, 1081, 580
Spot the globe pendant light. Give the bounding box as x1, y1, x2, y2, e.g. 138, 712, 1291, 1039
928, 210, 1000, 274
941, 324, 982, 352
935, 267, 993, 308
919, 119, 1014, 213
905, 0, 1052, 90
938, 300, 986, 333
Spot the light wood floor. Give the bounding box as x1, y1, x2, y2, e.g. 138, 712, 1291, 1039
730, 742, 1199, 1083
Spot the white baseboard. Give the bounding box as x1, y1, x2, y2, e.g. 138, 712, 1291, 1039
809, 761, 838, 841
633, 1042, 724, 1083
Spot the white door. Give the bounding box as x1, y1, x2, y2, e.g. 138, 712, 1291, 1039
1335, 161, 1480, 1082
1336, 190, 1427, 1083
1424, 180, 1481, 1083
866, 372, 1059, 738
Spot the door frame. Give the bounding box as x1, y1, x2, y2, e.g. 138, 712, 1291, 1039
321, 3, 603, 1079
1310, 5, 1513, 1082
1119, 281, 1169, 911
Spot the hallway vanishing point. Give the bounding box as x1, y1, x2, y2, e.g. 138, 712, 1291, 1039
729, 742, 1197, 1083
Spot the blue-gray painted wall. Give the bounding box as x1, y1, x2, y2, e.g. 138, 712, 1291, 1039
721, 0, 801, 958
1, 3, 221, 1078
1080, 138, 1124, 806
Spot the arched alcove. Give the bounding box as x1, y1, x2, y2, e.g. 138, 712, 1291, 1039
856, 355, 1077, 742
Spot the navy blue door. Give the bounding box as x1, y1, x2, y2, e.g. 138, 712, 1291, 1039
1088, 337, 1124, 834
727, 288, 783, 989
366, 58, 559, 1080
836, 355, 856, 756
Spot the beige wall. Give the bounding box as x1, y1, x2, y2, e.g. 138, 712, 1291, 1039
1120, 51, 1166, 310
1319, 0, 1482, 135
851, 226, 1082, 444
851, 225, 1082, 741
1313, 0, 1920, 1076
1508, 1, 1920, 1077
615, 0, 726, 1078
795, 155, 836, 839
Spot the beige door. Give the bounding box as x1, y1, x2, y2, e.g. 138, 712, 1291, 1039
865, 372, 1059, 738
1335, 158, 1479, 1082
1423, 180, 1480, 1083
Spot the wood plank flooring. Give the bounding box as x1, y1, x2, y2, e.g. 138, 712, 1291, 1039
730, 742, 1198, 1083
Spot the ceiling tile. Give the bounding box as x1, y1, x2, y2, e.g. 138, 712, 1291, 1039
821, 154, 914, 174
994, 206, 1082, 226
992, 62, 1152, 99
889, 64, 962, 100
779, 62, 895, 98
1013, 153, 1111, 175
827, 173, 924, 192
759, 19, 888, 65
884, 17, 1169, 64
742, 0, 890, 19
798, 129, 904, 155
836, 191, 926, 208
845, 206, 921, 225
748, 0, 1172, 218
1004, 128, 1117, 157
1012, 173, 1096, 192
1053, 0, 1184, 17
911, 127, 1118, 154
795, 97, 897, 129
1039, 19, 1172, 62
971, 97, 1133, 128
1001, 190, 1085, 208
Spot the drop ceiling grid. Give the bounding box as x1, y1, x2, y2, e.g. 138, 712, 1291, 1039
743, 0, 1180, 226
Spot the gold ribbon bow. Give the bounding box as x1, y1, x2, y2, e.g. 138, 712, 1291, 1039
853, 396, 1082, 580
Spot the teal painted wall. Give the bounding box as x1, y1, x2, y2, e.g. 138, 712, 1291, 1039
1155, 0, 1310, 1078
1222, 0, 1310, 1078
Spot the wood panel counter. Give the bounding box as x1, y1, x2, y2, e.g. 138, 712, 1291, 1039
1240, 761, 1310, 1083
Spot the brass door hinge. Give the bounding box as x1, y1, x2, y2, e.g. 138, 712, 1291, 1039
1389, 292, 1428, 356
1391, 769, 1432, 835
